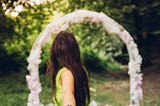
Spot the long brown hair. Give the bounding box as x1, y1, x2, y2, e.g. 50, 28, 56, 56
47, 31, 90, 106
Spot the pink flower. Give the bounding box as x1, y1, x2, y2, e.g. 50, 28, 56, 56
52, 26, 61, 33
28, 92, 39, 105
130, 74, 143, 100
120, 31, 133, 44
26, 75, 42, 105
91, 16, 101, 24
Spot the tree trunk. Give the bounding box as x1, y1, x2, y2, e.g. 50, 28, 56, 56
131, 0, 152, 67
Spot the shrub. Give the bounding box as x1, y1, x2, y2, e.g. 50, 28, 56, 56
81, 47, 108, 73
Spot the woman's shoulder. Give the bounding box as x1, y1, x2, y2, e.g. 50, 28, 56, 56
61, 67, 73, 80
56, 67, 68, 84
56, 67, 74, 85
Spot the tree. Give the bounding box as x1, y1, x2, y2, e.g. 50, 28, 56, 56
0, 2, 18, 72
1, 0, 159, 73
1, 0, 53, 17
0, 1, 54, 73
131, 0, 160, 67
0, 0, 134, 72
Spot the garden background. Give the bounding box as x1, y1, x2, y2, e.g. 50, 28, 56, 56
0, 0, 160, 106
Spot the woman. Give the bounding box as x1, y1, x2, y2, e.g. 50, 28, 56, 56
47, 31, 90, 106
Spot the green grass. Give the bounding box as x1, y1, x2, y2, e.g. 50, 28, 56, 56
0, 68, 160, 106
0, 70, 28, 106
89, 72, 130, 106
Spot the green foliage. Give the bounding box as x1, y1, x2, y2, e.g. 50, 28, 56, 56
131, 0, 160, 34
0, 4, 21, 71
1, 0, 134, 73
0, 0, 159, 73
40, 42, 51, 74
0, 70, 28, 105
81, 47, 108, 73
68, 21, 124, 72
52, 0, 136, 33
0, 2, 55, 72
38, 19, 125, 73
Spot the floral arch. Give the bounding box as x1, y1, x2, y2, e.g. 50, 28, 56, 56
26, 10, 142, 106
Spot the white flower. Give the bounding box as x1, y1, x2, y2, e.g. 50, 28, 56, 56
90, 100, 97, 106
130, 74, 143, 101
120, 30, 133, 44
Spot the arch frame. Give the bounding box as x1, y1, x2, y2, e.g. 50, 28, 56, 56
26, 10, 143, 106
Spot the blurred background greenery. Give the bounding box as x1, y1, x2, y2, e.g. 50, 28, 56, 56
0, 0, 160, 106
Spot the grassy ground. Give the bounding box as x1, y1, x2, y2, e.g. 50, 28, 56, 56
0, 65, 160, 106
89, 71, 130, 106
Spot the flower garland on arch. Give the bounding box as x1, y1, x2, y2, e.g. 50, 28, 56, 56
120, 30, 143, 106
26, 10, 142, 106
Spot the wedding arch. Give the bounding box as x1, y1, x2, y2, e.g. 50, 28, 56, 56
26, 10, 143, 106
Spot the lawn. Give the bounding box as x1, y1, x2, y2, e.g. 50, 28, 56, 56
0, 66, 160, 106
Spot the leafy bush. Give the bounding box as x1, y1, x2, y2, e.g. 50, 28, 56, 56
40, 42, 51, 74
68, 22, 126, 72
81, 47, 108, 73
